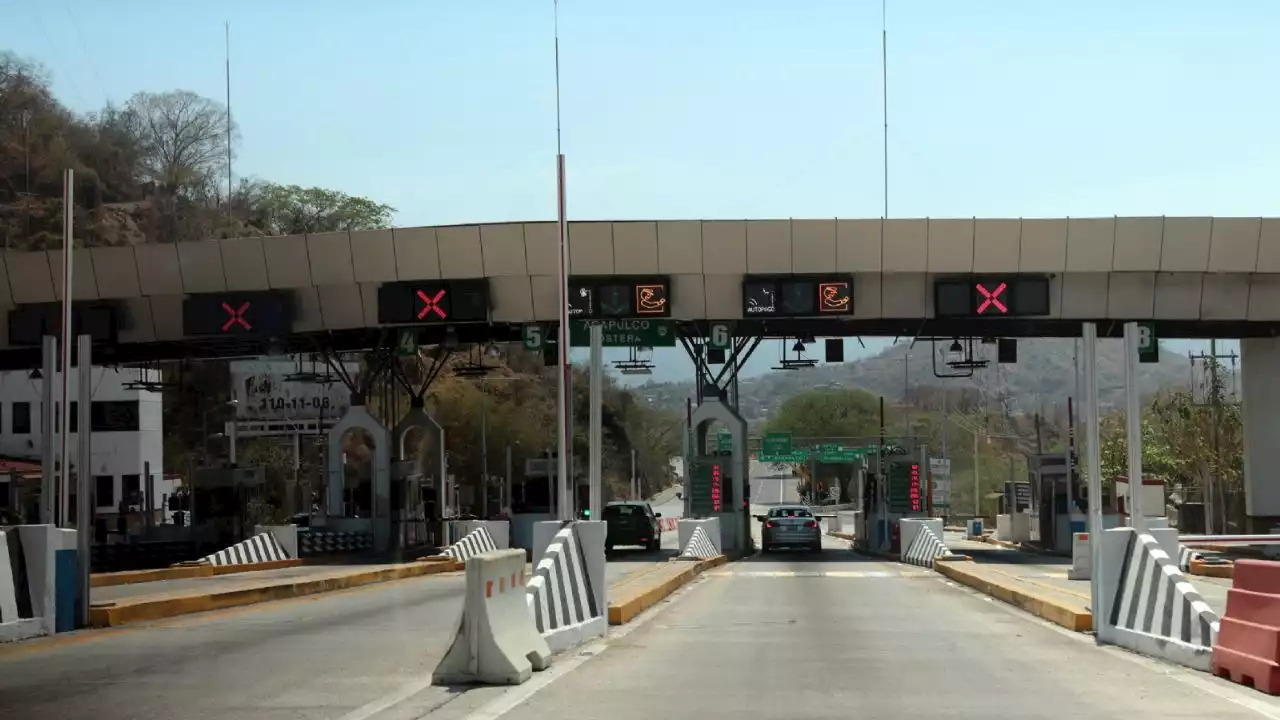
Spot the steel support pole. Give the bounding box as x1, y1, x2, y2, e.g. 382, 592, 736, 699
588, 323, 603, 519
554, 154, 572, 522
40, 335, 56, 524
480, 384, 489, 519
58, 169, 74, 527
1123, 322, 1144, 528
75, 334, 91, 628
504, 444, 513, 512
1083, 323, 1104, 634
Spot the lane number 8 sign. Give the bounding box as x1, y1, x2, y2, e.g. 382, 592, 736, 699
708, 322, 732, 350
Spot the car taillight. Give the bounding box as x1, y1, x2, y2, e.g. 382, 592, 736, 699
805, 520, 818, 528
765, 521, 777, 529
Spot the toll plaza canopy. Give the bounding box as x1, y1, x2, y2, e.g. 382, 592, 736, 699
0, 216, 1278, 366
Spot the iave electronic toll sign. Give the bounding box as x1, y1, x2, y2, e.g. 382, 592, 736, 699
933, 275, 1051, 318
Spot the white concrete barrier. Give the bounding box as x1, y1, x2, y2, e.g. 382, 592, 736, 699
254, 525, 299, 560
432, 549, 552, 686
450, 520, 510, 551
205, 532, 291, 566
899, 519, 953, 568
0, 524, 58, 642
1067, 532, 1091, 580
526, 521, 606, 653
1097, 527, 1220, 672
441, 525, 500, 563
677, 518, 722, 557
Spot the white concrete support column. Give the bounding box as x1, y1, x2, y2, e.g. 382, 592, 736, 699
75, 334, 92, 628
1122, 322, 1144, 528
588, 323, 603, 519
1242, 338, 1280, 527
1082, 322, 1104, 636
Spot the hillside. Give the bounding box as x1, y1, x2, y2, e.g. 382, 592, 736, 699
632, 338, 1193, 425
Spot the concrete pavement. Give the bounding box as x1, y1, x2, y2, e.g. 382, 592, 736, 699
444, 537, 1278, 720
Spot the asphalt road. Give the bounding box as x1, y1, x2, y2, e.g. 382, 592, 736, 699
0, 501, 681, 720
467, 538, 1279, 720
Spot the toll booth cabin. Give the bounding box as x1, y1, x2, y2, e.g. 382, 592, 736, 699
854, 445, 927, 554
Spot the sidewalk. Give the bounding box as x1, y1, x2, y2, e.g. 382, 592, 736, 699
939, 532, 1231, 631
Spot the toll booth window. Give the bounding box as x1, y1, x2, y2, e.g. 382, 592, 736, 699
12, 402, 30, 434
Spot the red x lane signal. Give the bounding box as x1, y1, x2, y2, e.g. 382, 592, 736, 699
417, 289, 447, 320
975, 282, 1008, 315
221, 301, 251, 332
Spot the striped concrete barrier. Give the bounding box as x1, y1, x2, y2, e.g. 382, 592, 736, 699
0, 525, 58, 642
677, 526, 718, 560
526, 521, 606, 653
203, 533, 291, 567
900, 519, 957, 569
442, 526, 498, 563
1099, 527, 1220, 672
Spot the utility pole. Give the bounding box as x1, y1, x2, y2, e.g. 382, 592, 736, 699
1189, 341, 1238, 534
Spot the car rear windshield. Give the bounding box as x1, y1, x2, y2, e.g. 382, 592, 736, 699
604, 505, 643, 518
770, 508, 813, 518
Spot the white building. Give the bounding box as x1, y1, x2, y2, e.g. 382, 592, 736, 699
0, 367, 172, 531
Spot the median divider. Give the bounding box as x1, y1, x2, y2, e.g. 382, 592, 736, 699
90, 559, 304, 588
607, 554, 727, 625
935, 558, 1093, 632
89, 557, 459, 628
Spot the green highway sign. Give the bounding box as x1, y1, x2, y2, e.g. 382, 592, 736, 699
522, 324, 545, 351
569, 319, 677, 348
759, 451, 808, 464
815, 444, 871, 463
1137, 321, 1159, 364
762, 432, 792, 456
708, 322, 733, 351
716, 429, 733, 453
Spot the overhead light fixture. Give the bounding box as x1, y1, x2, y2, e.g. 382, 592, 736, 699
29, 369, 41, 380
792, 341, 806, 354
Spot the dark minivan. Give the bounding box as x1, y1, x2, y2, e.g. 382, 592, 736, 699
603, 501, 662, 552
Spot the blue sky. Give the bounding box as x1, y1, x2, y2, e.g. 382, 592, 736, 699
2, 0, 1271, 382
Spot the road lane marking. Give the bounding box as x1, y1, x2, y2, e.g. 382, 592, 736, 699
706, 570, 931, 578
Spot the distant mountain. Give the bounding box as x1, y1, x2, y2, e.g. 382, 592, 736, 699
627, 338, 1194, 424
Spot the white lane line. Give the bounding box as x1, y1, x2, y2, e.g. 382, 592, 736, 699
453, 574, 712, 720
336, 675, 444, 720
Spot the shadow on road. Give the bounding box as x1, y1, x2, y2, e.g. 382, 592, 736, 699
606, 546, 679, 561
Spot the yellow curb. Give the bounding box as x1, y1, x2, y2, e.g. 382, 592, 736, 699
90, 559, 305, 588
1189, 558, 1234, 579
607, 555, 727, 626
88, 561, 459, 628
935, 561, 1092, 632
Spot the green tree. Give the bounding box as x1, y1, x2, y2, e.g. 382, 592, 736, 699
244, 182, 395, 235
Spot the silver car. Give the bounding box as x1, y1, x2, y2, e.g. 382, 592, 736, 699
759, 505, 822, 553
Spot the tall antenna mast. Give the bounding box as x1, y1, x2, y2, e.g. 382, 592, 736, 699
882, 0, 889, 219
225, 22, 234, 236
553, 0, 572, 521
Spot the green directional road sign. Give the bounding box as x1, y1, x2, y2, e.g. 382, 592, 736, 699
396, 329, 418, 357
716, 429, 733, 453
568, 319, 677, 348
522, 324, 545, 351
708, 322, 733, 351
815, 444, 871, 463
1137, 321, 1159, 364
759, 451, 809, 464
762, 432, 792, 456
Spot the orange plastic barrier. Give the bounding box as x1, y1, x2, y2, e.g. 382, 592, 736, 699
1212, 559, 1280, 693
